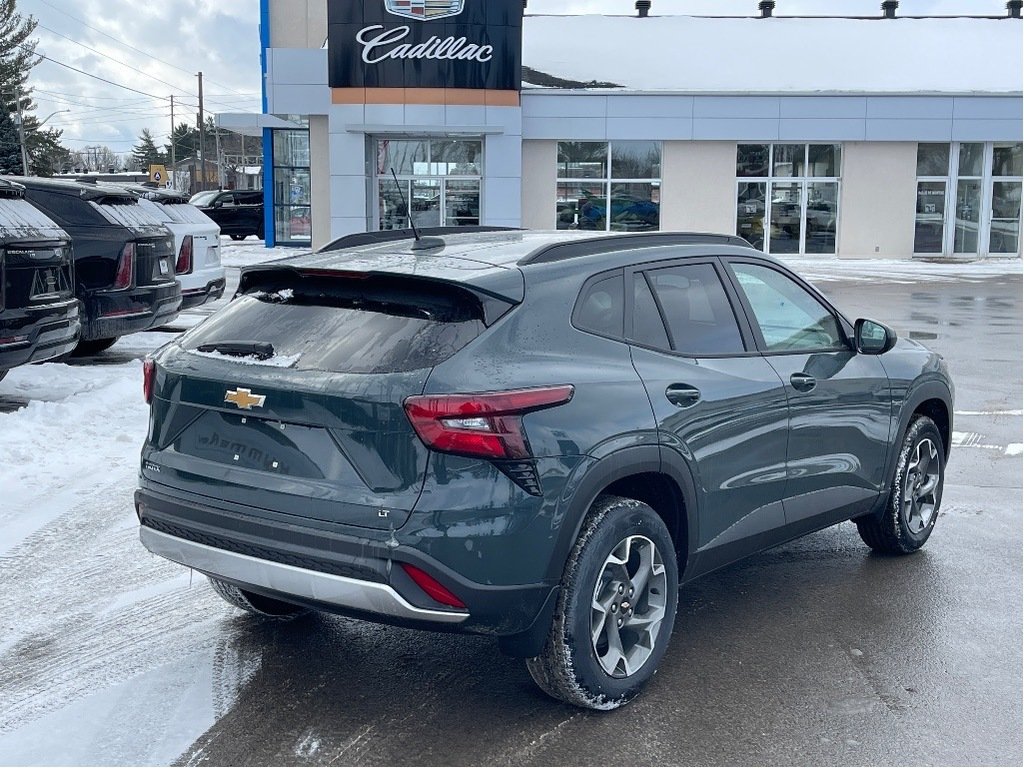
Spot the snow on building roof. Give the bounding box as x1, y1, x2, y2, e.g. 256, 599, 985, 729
522, 15, 1024, 94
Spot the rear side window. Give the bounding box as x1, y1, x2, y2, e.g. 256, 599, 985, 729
644, 264, 745, 356
575, 273, 623, 338
180, 275, 489, 374
24, 190, 106, 227
632, 275, 671, 350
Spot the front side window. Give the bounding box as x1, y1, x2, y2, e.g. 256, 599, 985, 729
735, 144, 840, 256
557, 141, 662, 233
730, 263, 845, 353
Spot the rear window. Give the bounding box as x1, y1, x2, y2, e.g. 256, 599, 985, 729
92, 198, 167, 231
0, 198, 68, 242
23, 189, 107, 227
160, 203, 217, 226
180, 275, 488, 374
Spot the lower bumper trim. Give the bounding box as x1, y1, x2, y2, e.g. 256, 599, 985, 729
140, 527, 469, 625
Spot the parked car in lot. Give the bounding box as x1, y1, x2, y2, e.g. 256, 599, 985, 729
137, 229, 954, 710
189, 189, 264, 241
12, 177, 182, 356
118, 185, 226, 310
0, 178, 80, 381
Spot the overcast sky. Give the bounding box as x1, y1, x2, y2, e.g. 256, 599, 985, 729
18, 0, 1014, 158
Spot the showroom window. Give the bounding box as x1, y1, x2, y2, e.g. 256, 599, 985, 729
735, 144, 841, 256
915, 142, 1022, 256
557, 142, 661, 232
272, 128, 311, 244
375, 138, 481, 231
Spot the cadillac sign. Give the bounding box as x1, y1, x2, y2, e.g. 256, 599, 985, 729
328, 0, 523, 92
385, 0, 465, 21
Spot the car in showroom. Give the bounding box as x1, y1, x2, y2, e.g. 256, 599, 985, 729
0, 178, 80, 381
11, 176, 182, 356
118, 185, 226, 310
136, 229, 954, 710
189, 189, 264, 241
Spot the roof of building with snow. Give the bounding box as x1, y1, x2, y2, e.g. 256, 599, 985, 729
521, 15, 1024, 94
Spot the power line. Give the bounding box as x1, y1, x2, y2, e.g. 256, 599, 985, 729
34, 22, 197, 97
19, 43, 171, 101
31, 0, 254, 97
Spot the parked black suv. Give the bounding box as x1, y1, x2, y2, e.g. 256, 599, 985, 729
0, 179, 80, 381
12, 177, 182, 355
189, 189, 264, 241
137, 230, 954, 710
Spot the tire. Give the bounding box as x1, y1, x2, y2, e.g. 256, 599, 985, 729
230, 234, 246, 241
256, 223, 265, 241
209, 577, 309, 620
857, 415, 945, 555
72, 337, 119, 357
526, 495, 678, 710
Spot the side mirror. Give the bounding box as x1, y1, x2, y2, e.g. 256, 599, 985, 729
855, 318, 898, 355
212, 200, 224, 208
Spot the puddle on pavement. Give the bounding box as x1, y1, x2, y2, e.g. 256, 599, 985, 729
909, 330, 939, 341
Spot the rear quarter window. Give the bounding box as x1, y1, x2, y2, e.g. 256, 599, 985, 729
180, 276, 489, 374
574, 272, 624, 338
23, 190, 106, 227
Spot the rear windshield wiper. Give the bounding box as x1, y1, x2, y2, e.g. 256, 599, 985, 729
196, 341, 275, 360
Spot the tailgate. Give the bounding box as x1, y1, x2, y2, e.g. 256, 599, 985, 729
145, 271, 514, 530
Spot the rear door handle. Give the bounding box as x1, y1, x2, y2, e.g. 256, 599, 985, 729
790, 373, 817, 392
666, 384, 702, 408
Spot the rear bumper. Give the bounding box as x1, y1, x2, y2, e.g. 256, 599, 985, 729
81, 282, 182, 340
134, 483, 554, 639
179, 275, 227, 310
141, 526, 468, 624
0, 298, 81, 369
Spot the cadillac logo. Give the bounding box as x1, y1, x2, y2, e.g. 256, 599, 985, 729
385, 0, 465, 21
224, 388, 267, 410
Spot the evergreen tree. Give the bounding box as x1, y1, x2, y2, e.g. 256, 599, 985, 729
132, 128, 166, 169
1, 0, 71, 176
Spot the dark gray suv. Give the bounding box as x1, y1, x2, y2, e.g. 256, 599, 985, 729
136, 230, 954, 710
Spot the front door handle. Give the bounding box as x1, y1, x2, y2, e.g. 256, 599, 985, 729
666, 384, 702, 408
790, 373, 817, 392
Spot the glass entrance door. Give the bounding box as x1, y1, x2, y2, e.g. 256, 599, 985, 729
374, 138, 482, 232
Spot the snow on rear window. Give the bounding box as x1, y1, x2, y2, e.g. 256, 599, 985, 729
0, 198, 68, 242
91, 199, 166, 232
160, 203, 218, 227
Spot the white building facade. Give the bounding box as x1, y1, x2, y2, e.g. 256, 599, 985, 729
255, 0, 1023, 260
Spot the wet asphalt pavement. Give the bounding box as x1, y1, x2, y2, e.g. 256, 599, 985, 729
1, 272, 1021, 766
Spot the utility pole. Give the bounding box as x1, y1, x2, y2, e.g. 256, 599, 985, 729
169, 95, 176, 186
197, 72, 206, 193
215, 120, 223, 189
14, 88, 30, 176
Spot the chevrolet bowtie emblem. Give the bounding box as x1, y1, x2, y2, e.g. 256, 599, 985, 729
225, 388, 267, 410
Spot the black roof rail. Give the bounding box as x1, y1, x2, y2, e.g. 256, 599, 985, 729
520, 232, 752, 265
318, 226, 522, 253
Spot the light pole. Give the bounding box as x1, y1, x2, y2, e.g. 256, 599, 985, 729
14, 108, 71, 176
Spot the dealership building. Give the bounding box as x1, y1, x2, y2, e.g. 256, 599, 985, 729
240, 0, 1023, 259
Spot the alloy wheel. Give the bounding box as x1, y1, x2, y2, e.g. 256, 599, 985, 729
590, 535, 668, 678
903, 437, 941, 534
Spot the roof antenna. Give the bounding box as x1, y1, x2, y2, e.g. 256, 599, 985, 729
390, 168, 445, 251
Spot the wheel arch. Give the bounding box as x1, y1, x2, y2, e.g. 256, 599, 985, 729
888, 380, 954, 487
548, 446, 699, 586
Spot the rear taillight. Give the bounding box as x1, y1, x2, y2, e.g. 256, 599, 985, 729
143, 359, 155, 403
176, 236, 193, 275
113, 242, 135, 290
403, 386, 575, 461
400, 563, 466, 609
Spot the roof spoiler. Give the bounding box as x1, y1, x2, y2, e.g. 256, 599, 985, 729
318, 226, 521, 253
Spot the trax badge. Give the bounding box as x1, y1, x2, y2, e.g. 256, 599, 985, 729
224, 388, 267, 410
